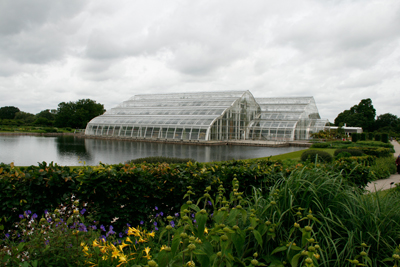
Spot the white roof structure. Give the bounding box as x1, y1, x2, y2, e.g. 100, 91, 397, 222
85, 91, 328, 141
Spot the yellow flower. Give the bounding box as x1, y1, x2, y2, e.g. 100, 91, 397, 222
128, 227, 141, 237
147, 231, 155, 238
143, 247, 151, 260
119, 241, 129, 251
204, 227, 208, 234
102, 255, 108, 260
160, 245, 167, 251
118, 254, 128, 263
125, 237, 133, 243
80, 242, 85, 247
92, 239, 99, 247
138, 236, 147, 243
112, 249, 121, 259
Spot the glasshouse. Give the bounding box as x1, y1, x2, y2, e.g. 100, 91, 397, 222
85, 90, 329, 141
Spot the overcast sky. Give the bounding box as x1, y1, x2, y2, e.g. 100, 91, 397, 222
0, 0, 399, 122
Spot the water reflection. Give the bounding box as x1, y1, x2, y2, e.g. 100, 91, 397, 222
0, 135, 306, 166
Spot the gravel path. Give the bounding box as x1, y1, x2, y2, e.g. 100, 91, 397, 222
365, 140, 400, 192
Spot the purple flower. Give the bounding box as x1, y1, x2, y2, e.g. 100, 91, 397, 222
100, 225, 106, 232
208, 201, 212, 206
47, 218, 52, 223
160, 212, 164, 216
140, 221, 144, 225
175, 213, 179, 217
5, 233, 10, 238
100, 235, 107, 241
170, 221, 175, 228
78, 223, 87, 232
156, 213, 159, 217
32, 213, 38, 220
127, 223, 131, 227
107, 226, 116, 236
193, 219, 196, 223
19, 214, 24, 219
80, 209, 86, 215
153, 222, 157, 226
155, 206, 158, 210
155, 227, 158, 231
45, 240, 50, 246
191, 213, 195, 218
44, 210, 48, 214
119, 232, 123, 238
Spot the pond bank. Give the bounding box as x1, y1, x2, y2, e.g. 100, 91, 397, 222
0, 132, 312, 148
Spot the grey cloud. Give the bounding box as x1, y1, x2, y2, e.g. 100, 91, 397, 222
0, 0, 86, 35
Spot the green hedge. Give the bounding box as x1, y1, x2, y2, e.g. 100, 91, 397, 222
334, 149, 364, 157
125, 156, 196, 164
0, 160, 281, 232
300, 150, 333, 163
310, 142, 329, 148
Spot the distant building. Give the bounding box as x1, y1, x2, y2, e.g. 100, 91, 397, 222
85, 90, 329, 141
325, 126, 363, 136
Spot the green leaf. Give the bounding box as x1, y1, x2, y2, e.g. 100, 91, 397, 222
271, 246, 287, 255
253, 229, 263, 247
291, 253, 302, 267
195, 212, 207, 239
232, 230, 245, 255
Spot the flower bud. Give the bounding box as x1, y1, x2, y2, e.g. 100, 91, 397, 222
248, 227, 254, 231
166, 225, 172, 231
167, 216, 173, 221
206, 186, 211, 191
223, 227, 230, 233
188, 244, 196, 250
39, 218, 46, 224
189, 236, 195, 241
148, 260, 157, 267
307, 214, 313, 220
304, 226, 312, 232
251, 259, 259, 266
187, 201, 192, 205
73, 200, 79, 206
232, 225, 239, 230
73, 209, 79, 215
305, 258, 313, 264
180, 233, 188, 239
217, 252, 222, 257
265, 221, 271, 226
270, 201, 276, 205
200, 209, 207, 214
315, 245, 320, 250
308, 246, 316, 252
236, 205, 242, 209
220, 235, 229, 241
360, 251, 367, 256
182, 216, 189, 221
253, 252, 258, 258
164, 246, 171, 252
204, 193, 210, 198
294, 223, 300, 228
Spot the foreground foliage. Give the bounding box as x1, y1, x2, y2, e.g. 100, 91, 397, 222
1, 165, 400, 266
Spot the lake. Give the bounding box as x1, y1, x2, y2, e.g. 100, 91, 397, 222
0, 135, 306, 166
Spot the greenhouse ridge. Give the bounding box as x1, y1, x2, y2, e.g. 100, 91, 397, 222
85, 90, 329, 142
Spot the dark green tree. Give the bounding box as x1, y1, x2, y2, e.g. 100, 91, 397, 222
14, 111, 35, 123
334, 98, 376, 131
55, 99, 105, 128
0, 106, 20, 119
374, 113, 400, 132
36, 109, 56, 121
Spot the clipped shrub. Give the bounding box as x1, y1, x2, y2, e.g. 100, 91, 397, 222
348, 146, 392, 158
360, 133, 366, 141
356, 141, 394, 149
382, 133, 389, 143
334, 149, 364, 157
335, 152, 352, 159
311, 142, 329, 148
352, 133, 358, 142
301, 150, 333, 163
368, 132, 374, 140
375, 134, 381, 141
126, 156, 196, 164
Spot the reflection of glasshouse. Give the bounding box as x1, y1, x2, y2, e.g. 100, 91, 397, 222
85, 90, 329, 141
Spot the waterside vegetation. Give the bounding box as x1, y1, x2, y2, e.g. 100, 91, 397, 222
0, 140, 398, 266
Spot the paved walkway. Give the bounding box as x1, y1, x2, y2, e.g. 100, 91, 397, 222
365, 140, 400, 192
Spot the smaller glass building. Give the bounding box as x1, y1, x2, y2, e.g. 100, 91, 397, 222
85, 91, 328, 141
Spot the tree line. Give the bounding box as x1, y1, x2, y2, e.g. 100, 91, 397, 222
1, 97, 399, 134
0, 99, 105, 129
334, 98, 400, 135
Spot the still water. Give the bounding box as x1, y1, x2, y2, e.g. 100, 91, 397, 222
0, 135, 306, 166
